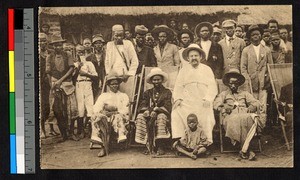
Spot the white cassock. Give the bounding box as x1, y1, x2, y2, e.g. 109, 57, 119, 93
171, 63, 217, 144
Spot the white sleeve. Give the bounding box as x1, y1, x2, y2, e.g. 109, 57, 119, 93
88, 62, 98, 76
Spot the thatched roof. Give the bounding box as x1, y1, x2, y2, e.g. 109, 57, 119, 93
39, 5, 292, 25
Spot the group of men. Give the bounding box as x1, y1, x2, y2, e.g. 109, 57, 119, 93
40, 18, 292, 160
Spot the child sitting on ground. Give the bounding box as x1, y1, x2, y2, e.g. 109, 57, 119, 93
172, 113, 209, 160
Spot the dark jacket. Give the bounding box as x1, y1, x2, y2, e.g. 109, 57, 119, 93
198, 41, 224, 79
138, 86, 172, 117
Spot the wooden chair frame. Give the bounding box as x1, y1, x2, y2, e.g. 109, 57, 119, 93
267, 63, 292, 151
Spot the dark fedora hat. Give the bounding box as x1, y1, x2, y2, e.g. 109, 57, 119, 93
223, 68, 245, 86
194, 22, 213, 38
151, 25, 174, 40
246, 24, 263, 39
177, 29, 194, 42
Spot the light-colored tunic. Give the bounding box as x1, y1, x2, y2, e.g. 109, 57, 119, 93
171, 64, 218, 144
91, 91, 129, 143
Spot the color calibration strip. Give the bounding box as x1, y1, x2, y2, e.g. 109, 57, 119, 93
8, 8, 17, 174
9, 8, 36, 174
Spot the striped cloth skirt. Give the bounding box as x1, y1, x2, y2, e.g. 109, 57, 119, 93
135, 113, 170, 145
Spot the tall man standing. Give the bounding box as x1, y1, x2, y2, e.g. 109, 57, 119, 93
46, 33, 79, 141
195, 22, 224, 79
134, 25, 157, 74
240, 24, 273, 112
90, 34, 106, 99
105, 24, 139, 80
152, 25, 180, 68
219, 20, 246, 74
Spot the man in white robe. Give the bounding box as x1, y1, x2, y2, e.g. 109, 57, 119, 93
171, 46, 218, 145
105, 24, 139, 79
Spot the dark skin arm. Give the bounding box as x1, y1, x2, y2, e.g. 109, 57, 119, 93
52, 67, 74, 88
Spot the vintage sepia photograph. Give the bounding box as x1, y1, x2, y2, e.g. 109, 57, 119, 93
39, 5, 293, 169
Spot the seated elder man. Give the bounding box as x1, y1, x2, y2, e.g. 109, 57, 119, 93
214, 69, 266, 160
91, 71, 130, 157
135, 68, 172, 156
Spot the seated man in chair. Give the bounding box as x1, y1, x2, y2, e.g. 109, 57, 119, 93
135, 68, 172, 156
214, 68, 266, 160
91, 71, 130, 157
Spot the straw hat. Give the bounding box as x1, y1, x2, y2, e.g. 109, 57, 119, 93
106, 71, 123, 84
182, 44, 205, 62
222, 68, 245, 86
146, 68, 168, 84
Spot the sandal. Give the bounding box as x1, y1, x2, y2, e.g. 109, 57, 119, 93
97, 148, 106, 157
248, 151, 256, 161
239, 151, 248, 159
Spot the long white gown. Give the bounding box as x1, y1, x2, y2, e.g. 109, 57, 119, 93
171, 63, 218, 144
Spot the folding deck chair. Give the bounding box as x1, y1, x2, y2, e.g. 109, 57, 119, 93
216, 79, 262, 153
267, 63, 292, 150
94, 73, 143, 150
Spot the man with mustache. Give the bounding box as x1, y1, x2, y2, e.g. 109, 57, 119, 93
172, 46, 217, 149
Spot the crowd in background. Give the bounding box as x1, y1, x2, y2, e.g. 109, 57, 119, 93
39, 17, 293, 160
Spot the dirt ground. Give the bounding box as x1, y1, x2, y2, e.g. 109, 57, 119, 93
40, 125, 293, 169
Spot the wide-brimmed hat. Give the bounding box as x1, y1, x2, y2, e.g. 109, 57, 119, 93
135, 25, 148, 35
223, 68, 245, 86
49, 33, 66, 45
246, 24, 263, 39
146, 68, 168, 84
106, 71, 123, 84
92, 34, 105, 44
177, 29, 194, 42
222, 19, 237, 28
151, 25, 174, 40
194, 22, 213, 38
182, 44, 205, 62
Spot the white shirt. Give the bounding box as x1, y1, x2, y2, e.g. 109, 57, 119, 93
200, 40, 212, 60
253, 44, 261, 62
113, 45, 128, 76
75, 61, 98, 81
93, 91, 129, 117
